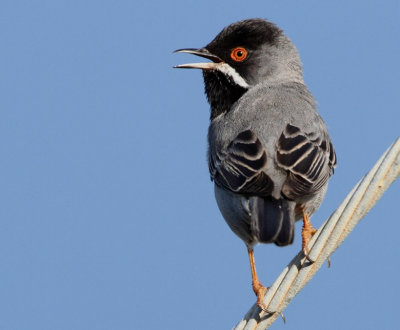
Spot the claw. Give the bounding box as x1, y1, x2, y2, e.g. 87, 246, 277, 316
256, 285, 268, 309
304, 250, 315, 263
257, 292, 273, 314
258, 302, 286, 324
301, 207, 317, 263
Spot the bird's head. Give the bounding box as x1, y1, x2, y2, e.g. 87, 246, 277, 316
174, 19, 304, 119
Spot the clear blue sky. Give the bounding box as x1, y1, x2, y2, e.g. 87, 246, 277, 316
1, 1, 399, 329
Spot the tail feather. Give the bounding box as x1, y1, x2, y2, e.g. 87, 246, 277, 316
250, 197, 295, 246
275, 199, 295, 246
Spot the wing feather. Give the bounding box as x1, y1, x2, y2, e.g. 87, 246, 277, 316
276, 124, 336, 200
209, 130, 273, 196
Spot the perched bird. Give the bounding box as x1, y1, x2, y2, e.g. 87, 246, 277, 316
174, 18, 336, 310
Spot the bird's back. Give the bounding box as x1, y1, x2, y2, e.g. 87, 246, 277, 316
208, 81, 329, 200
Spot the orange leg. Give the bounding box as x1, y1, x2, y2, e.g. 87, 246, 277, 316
247, 247, 268, 310
301, 207, 317, 262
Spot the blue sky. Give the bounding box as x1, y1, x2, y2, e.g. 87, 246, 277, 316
1, 1, 399, 329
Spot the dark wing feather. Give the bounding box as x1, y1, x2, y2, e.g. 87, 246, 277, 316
276, 124, 336, 200
210, 130, 273, 196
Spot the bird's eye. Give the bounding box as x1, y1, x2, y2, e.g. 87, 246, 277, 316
230, 47, 248, 62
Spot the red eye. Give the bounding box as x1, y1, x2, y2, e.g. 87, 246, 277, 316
230, 47, 248, 62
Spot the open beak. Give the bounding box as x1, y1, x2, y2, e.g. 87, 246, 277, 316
173, 48, 223, 70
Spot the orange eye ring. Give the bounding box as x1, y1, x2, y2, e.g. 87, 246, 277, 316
230, 47, 248, 62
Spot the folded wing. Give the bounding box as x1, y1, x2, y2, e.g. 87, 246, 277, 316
276, 123, 337, 200
209, 130, 273, 196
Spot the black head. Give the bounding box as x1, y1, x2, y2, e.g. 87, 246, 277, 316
174, 19, 303, 119
205, 19, 282, 85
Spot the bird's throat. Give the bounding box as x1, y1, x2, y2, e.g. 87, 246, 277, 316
203, 71, 248, 120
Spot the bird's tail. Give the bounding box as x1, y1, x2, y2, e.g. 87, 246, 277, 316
250, 197, 295, 246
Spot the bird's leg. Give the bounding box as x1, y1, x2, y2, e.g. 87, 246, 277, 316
247, 247, 269, 310
301, 207, 317, 262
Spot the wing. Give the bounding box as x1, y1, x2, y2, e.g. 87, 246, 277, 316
276, 123, 337, 200
209, 130, 274, 196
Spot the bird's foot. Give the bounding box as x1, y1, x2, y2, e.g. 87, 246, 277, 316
256, 286, 268, 310
302, 225, 317, 263
253, 281, 286, 322
253, 281, 270, 311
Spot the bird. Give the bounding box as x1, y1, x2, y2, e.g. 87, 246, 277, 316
174, 18, 336, 311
